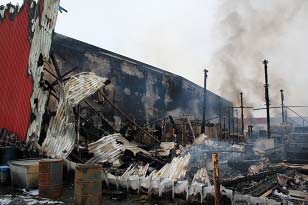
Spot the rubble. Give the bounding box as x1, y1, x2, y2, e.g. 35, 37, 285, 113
41, 72, 109, 158
0, 1, 308, 204
85, 133, 156, 165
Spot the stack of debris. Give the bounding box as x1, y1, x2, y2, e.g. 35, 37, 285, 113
0, 129, 18, 147
85, 133, 158, 166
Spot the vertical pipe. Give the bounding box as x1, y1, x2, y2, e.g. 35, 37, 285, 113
228, 108, 231, 141
285, 106, 288, 125
263, 60, 271, 138
232, 108, 235, 138
240, 92, 244, 135
201, 69, 208, 134
236, 109, 239, 137
280, 89, 285, 125
76, 105, 80, 152
212, 153, 220, 205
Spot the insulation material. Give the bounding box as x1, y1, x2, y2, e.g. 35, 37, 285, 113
149, 154, 191, 196
192, 168, 211, 185
103, 163, 149, 192
174, 180, 189, 196
150, 142, 176, 157
153, 153, 191, 180
41, 72, 108, 158
189, 168, 211, 202
86, 133, 153, 165
121, 163, 149, 178
26, 0, 60, 142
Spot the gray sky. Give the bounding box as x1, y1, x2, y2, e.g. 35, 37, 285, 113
55, 0, 220, 87
3, 0, 308, 118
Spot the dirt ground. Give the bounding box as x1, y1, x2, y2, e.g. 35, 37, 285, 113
0, 183, 190, 205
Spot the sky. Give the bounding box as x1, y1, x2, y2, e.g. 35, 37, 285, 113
2, 0, 308, 119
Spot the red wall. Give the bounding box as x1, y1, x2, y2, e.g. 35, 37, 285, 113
0, 2, 33, 141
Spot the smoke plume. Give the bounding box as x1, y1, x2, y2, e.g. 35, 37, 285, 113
212, 0, 308, 117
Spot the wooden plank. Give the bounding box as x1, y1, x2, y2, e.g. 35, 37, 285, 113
288, 190, 308, 202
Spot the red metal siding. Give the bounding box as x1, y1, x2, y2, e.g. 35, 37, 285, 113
0, 2, 33, 141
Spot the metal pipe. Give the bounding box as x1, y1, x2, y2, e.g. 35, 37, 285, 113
212, 153, 220, 205
232, 108, 235, 137
228, 108, 231, 141
240, 92, 244, 135
236, 109, 239, 137
201, 69, 208, 134
280, 89, 285, 125
263, 60, 271, 138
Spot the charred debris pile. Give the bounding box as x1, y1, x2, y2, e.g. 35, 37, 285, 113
1, 54, 307, 204
0, 1, 307, 204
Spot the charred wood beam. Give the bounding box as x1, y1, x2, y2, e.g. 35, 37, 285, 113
43, 67, 61, 81
49, 90, 59, 101
50, 52, 62, 82
43, 80, 57, 94
51, 66, 78, 86
186, 117, 195, 141
245, 170, 294, 197
83, 99, 116, 132
143, 116, 168, 127
61, 66, 78, 79
98, 90, 160, 143
221, 168, 286, 187
212, 153, 220, 205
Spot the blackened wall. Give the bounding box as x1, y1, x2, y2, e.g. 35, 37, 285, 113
51, 33, 232, 124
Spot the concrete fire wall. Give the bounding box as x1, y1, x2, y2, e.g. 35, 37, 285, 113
51, 33, 232, 124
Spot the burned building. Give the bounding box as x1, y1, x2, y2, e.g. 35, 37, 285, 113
51, 33, 232, 127
1, 1, 308, 204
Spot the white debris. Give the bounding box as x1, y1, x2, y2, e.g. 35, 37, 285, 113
0, 195, 11, 205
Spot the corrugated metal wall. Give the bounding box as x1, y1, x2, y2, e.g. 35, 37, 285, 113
0, 2, 33, 141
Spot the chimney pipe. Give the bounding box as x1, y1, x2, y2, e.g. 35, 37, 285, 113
228, 108, 231, 140
263, 59, 271, 138
232, 108, 235, 137
240, 92, 244, 135
201, 69, 208, 134
248, 125, 253, 137
280, 89, 285, 125
236, 109, 239, 137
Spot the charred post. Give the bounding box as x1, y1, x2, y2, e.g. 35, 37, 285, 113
201, 69, 208, 134
263, 60, 271, 138
212, 153, 220, 205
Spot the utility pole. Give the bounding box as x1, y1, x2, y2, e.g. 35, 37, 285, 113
201, 69, 208, 134
263, 59, 271, 138
280, 89, 285, 125
240, 92, 244, 135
